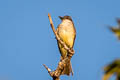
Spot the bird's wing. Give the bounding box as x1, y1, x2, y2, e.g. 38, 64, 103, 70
72, 24, 76, 48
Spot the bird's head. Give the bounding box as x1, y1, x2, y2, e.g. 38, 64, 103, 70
59, 15, 72, 21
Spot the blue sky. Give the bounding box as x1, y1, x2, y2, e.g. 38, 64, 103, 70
0, 0, 120, 80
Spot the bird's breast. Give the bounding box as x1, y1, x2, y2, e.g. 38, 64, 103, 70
58, 24, 75, 48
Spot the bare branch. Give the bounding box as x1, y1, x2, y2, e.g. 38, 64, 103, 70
43, 58, 68, 80
43, 64, 51, 74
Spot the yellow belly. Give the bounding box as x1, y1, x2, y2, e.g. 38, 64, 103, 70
58, 30, 75, 58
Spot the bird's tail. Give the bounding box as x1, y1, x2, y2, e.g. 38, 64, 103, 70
61, 59, 73, 76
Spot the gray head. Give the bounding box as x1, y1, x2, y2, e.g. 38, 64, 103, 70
59, 15, 73, 21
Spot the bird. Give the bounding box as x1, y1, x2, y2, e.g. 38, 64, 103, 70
56, 15, 76, 76
109, 18, 120, 40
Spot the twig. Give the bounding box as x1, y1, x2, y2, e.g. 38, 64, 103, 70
43, 64, 51, 74
43, 58, 69, 80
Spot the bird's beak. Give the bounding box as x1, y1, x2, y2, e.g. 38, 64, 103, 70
59, 16, 63, 20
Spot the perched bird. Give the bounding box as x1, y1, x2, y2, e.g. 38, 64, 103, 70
109, 18, 120, 40
56, 15, 76, 76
